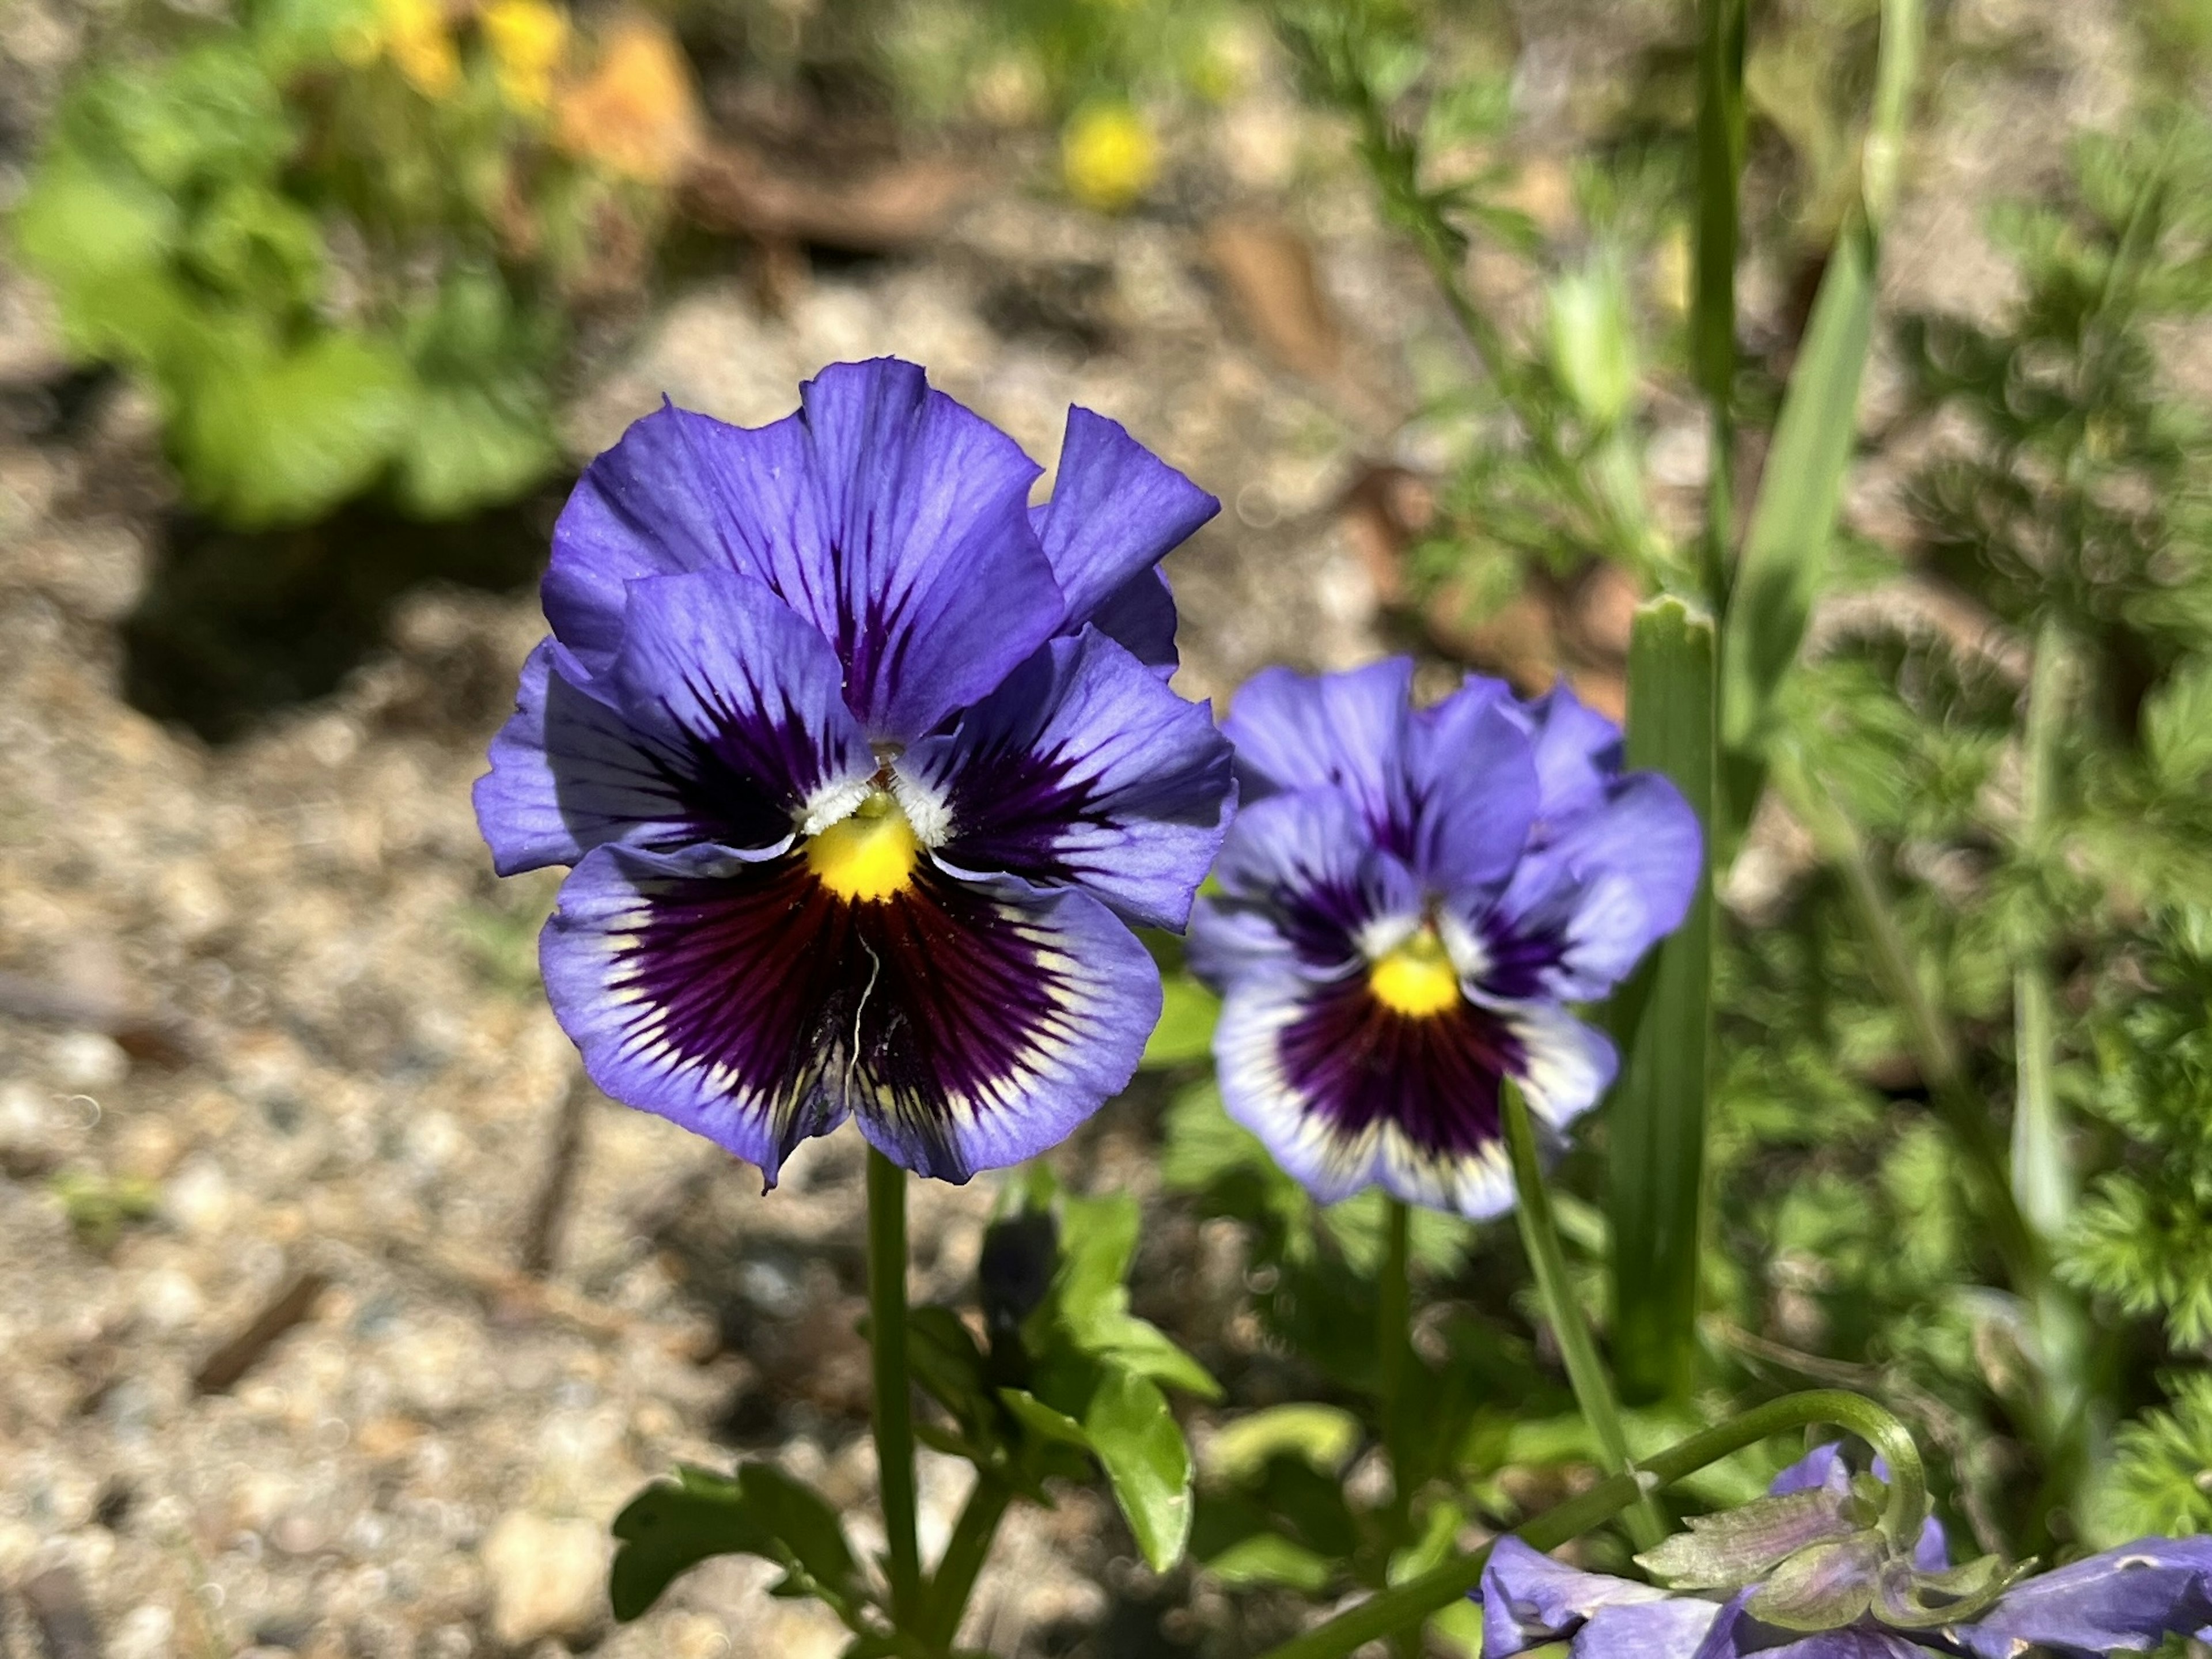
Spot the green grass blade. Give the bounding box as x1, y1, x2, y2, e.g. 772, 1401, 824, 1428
1718, 0, 1920, 823
1608, 597, 1718, 1405
1718, 220, 1875, 800
1692, 0, 1746, 610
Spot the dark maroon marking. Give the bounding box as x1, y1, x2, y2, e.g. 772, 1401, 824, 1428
1276, 979, 1525, 1161
616, 859, 1066, 1181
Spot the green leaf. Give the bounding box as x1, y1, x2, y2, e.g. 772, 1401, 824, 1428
390, 380, 560, 518
171, 330, 414, 527
1141, 974, 1219, 1068
1043, 1190, 1219, 1400
1719, 219, 1877, 801
1203, 1533, 1335, 1593
1608, 597, 1717, 1404
1546, 254, 1639, 429
1203, 1406, 1363, 1484
1082, 1368, 1194, 1571
2143, 656, 2212, 789
998, 1386, 1092, 1451
1691, 0, 1747, 407
608, 1463, 859, 1622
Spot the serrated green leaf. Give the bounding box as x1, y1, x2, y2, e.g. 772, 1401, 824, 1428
1083, 1368, 1193, 1571
390, 380, 559, 519
171, 329, 413, 526
2144, 657, 2212, 788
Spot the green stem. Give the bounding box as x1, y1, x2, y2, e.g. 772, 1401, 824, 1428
1376, 1198, 1418, 1659
2012, 619, 2073, 1240
1256, 1389, 1925, 1659
919, 1477, 1012, 1652
868, 1147, 923, 1626
1503, 1085, 1666, 1551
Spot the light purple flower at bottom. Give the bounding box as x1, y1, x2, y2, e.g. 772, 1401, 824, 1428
1475, 1442, 2212, 1659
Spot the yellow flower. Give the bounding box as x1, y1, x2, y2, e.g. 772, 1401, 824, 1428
483, 0, 569, 113
1062, 102, 1158, 214
554, 16, 699, 185
380, 0, 459, 97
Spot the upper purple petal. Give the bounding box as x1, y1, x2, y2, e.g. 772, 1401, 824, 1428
1954, 1538, 2212, 1659
608, 568, 874, 832
903, 627, 1234, 931
544, 361, 1068, 743
1514, 682, 1629, 830
1033, 406, 1218, 632
1222, 660, 1414, 830
1085, 566, 1181, 675
1402, 677, 1541, 895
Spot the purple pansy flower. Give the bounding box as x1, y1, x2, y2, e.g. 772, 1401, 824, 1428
474, 358, 1236, 1185
1476, 1442, 2212, 1659
1185, 661, 1700, 1218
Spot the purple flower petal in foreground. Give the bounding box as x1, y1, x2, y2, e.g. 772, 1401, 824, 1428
1190, 663, 1699, 1218
476, 359, 1233, 1185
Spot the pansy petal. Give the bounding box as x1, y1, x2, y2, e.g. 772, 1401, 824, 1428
1478, 1537, 1674, 1657
1035, 405, 1218, 630
541, 400, 765, 676
1404, 676, 1540, 894
1769, 1444, 1853, 1498
1222, 660, 1414, 825
543, 846, 1158, 1187
839, 876, 1161, 1180
1504, 998, 1620, 1138
1517, 682, 1627, 830
903, 627, 1234, 929
547, 362, 1067, 740
1214, 966, 1522, 1217
1955, 1537, 2212, 1659
540, 844, 853, 1185
610, 568, 874, 842
782, 358, 1065, 739
475, 641, 696, 876
1472, 772, 1703, 1002
1572, 1600, 1726, 1659
1086, 566, 1181, 673
1188, 791, 1422, 983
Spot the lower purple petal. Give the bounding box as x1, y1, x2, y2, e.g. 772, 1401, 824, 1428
541, 844, 1157, 1185
1955, 1539, 2212, 1659
1479, 1537, 1676, 1657
1214, 968, 1520, 1217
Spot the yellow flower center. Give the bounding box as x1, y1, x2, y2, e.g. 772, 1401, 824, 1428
805, 789, 920, 904
1369, 927, 1460, 1018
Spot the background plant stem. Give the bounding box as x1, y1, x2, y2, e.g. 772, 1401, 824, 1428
867, 1147, 923, 1626
1374, 1198, 1419, 1659
919, 1478, 1010, 1652
1503, 1086, 1666, 1550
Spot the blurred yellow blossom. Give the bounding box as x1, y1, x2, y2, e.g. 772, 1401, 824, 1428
554, 16, 699, 185
483, 0, 568, 112
1062, 103, 1157, 214
380, 0, 460, 97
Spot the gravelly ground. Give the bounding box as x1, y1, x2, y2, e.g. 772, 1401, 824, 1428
0, 1, 2140, 1653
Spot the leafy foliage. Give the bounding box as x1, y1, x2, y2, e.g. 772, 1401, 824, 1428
10, 0, 681, 527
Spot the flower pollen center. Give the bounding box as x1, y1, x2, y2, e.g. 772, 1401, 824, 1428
1369, 926, 1460, 1018
805, 788, 920, 903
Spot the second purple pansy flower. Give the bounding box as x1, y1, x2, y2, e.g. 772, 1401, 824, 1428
475, 358, 1236, 1185
1187, 660, 1700, 1219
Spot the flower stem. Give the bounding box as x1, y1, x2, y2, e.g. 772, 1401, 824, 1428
866, 1147, 922, 1626
1503, 1084, 1666, 1551
919, 1477, 1012, 1652
1375, 1198, 1419, 1659
1254, 1388, 1925, 1659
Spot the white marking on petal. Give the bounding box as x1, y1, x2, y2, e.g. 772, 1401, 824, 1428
799, 777, 872, 838
889, 764, 953, 849
1435, 906, 1492, 983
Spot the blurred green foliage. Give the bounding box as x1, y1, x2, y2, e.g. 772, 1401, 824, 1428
10, 0, 689, 527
